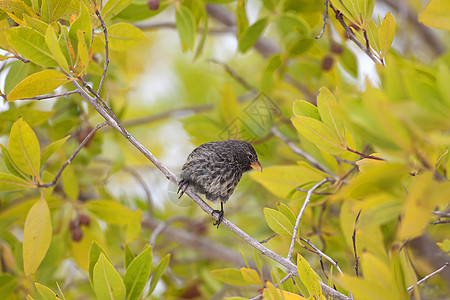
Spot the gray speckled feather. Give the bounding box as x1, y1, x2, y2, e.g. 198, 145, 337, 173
179, 140, 261, 203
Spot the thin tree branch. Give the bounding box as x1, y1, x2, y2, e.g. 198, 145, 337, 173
352, 210, 362, 277
430, 220, 450, 225
271, 127, 338, 180
407, 262, 449, 292
287, 178, 331, 261
346, 147, 385, 161
37, 122, 107, 188
316, 0, 330, 39
11, 90, 79, 101
433, 211, 450, 218
296, 187, 332, 195
260, 233, 278, 244
95, 10, 109, 95
208, 58, 257, 92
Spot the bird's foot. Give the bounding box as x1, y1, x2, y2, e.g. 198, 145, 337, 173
212, 209, 224, 229
177, 179, 189, 198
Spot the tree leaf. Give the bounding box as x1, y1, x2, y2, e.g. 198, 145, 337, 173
175, 4, 196, 50
23, 196, 52, 276
125, 210, 142, 244
40, 135, 70, 167
263, 208, 293, 236
124, 246, 152, 300
89, 241, 109, 288
148, 254, 170, 295
93, 253, 126, 300
69, 1, 92, 50
291, 115, 346, 155
378, 12, 395, 58
0, 145, 28, 179
124, 244, 135, 270
419, 0, 450, 31
35, 283, 57, 300
0, 173, 34, 191
0, 0, 38, 25
62, 165, 79, 200
102, 0, 133, 21
296, 254, 322, 298
0, 274, 18, 298
41, 0, 72, 23
45, 25, 70, 72
6, 27, 57, 66
316, 87, 346, 146
8, 118, 40, 177
240, 267, 261, 285
238, 17, 267, 53
85, 200, 134, 224
107, 23, 146, 51
7, 70, 71, 101
210, 268, 248, 286
276, 202, 296, 226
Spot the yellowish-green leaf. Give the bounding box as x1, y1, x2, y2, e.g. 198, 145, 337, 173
76, 29, 89, 70
0, 0, 38, 25
93, 253, 126, 300
125, 209, 142, 244
23, 196, 52, 276
297, 254, 322, 298
437, 239, 450, 252
330, 0, 374, 29
89, 241, 109, 288
238, 17, 267, 53
263, 207, 293, 236
175, 4, 196, 50
1, 144, 28, 179
40, 135, 70, 167
355, 154, 385, 172
210, 268, 247, 286
101, 0, 133, 21
276, 202, 296, 226
419, 0, 450, 31
69, 2, 92, 49
6, 27, 57, 66
293, 100, 321, 120
7, 70, 71, 101
240, 267, 261, 285
0, 173, 33, 191
35, 283, 57, 300
107, 23, 146, 51
85, 200, 134, 224
292, 116, 346, 155
378, 12, 395, 58
41, 0, 72, 23
8, 118, 40, 177
250, 163, 327, 198
263, 281, 308, 300
220, 83, 239, 125
62, 165, 79, 200
23, 14, 48, 34
316, 87, 346, 146
148, 254, 170, 295
124, 245, 152, 300
45, 26, 69, 72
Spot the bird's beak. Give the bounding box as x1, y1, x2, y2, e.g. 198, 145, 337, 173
250, 161, 263, 172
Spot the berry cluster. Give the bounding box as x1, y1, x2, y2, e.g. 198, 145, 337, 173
68, 213, 90, 242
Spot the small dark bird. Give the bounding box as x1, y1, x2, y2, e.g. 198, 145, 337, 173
177, 140, 262, 228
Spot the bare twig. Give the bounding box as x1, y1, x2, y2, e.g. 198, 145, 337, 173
433, 211, 450, 218
430, 220, 450, 225
352, 210, 362, 277
346, 147, 385, 161
11, 90, 79, 101
316, 0, 330, 39
95, 10, 109, 95
260, 233, 278, 244
271, 127, 338, 180
296, 187, 332, 195
300, 238, 344, 276
37, 122, 107, 188
407, 262, 449, 292
287, 178, 331, 261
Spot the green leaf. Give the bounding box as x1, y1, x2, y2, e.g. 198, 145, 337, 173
7, 70, 71, 101
35, 283, 57, 300
69, 1, 92, 50
76, 29, 89, 70
0, 0, 37, 24
291, 115, 346, 155
419, 0, 450, 31
23, 14, 48, 34
124, 244, 135, 269
8, 118, 41, 177
102, 0, 133, 21
45, 25, 70, 72
250, 163, 327, 198
41, 0, 72, 23
56, 282, 66, 300
124, 246, 152, 300
125, 210, 142, 244
339, 46, 358, 78
40, 135, 70, 167
316, 87, 346, 146
240, 267, 261, 285
236, 0, 248, 38
297, 254, 322, 298
210, 268, 248, 286
276, 202, 296, 226
330, 0, 374, 29
263, 208, 293, 236
293, 100, 321, 120
1, 145, 27, 179
148, 254, 170, 295
85, 200, 134, 224
62, 165, 79, 200
0, 173, 33, 191
238, 17, 267, 53
175, 4, 196, 50
6, 27, 57, 67
93, 253, 126, 300
0, 274, 18, 298
89, 241, 109, 288
107, 23, 146, 51
378, 12, 395, 58
23, 197, 52, 276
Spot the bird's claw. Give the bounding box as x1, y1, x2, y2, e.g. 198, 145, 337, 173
177, 179, 189, 198
212, 209, 224, 229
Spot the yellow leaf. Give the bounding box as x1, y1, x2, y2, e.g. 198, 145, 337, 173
23, 196, 52, 276
378, 12, 395, 58
45, 26, 70, 72
107, 23, 146, 51
263, 208, 293, 236
297, 254, 322, 298
263, 281, 308, 300
419, 0, 450, 31
316, 87, 346, 146
7, 70, 71, 101
211, 268, 247, 286
355, 154, 385, 172
240, 267, 261, 285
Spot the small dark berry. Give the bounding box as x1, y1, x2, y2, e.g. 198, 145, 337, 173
79, 214, 91, 226
77, 126, 94, 147
147, 0, 159, 11
71, 228, 83, 242
69, 219, 77, 231
321, 55, 334, 71
331, 43, 343, 55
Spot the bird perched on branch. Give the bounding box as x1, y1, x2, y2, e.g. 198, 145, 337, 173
177, 140, 262, 228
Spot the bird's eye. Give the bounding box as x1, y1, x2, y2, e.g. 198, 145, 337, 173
247, 153, 253, 160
